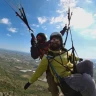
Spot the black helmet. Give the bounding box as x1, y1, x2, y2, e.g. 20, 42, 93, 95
36, 33, 47, 42
50, 32, 63, 44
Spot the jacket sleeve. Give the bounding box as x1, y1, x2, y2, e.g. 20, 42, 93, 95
29, 56, 48, 84
30, 46, 40, 59
30, 33, 40, 59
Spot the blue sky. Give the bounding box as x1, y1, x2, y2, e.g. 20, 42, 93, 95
0, 0, 96, 59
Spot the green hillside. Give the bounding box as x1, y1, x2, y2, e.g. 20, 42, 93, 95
0, 49, 96, 96
0, 49, 51, 96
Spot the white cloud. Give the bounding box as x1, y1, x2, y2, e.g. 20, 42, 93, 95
7, 34, 11, 37
71, 7, 94, 29
42, 26, 47, 30
37, 17, 47, 24
94, 14, 96, 17
80, 29, 96, 39
7, 27, 17, 33
50, 1, 94, 30
56, 10, 65, 14
50, 14, 67, 24
59, 0, 78, 11
0, 18, 11, 25
32, 24, 39, 27
85, 0, 92, 3
56, 25, 61, 29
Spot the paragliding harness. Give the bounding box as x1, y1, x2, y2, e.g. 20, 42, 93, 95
46, 55, 82, 96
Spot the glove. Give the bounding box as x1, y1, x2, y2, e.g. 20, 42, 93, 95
60, 24, 68, 36
31, 39, 36, 46
63, 24, 67, 31
31, 33, 36, 46
24, 82, 31, 90
79, 58, 83, 62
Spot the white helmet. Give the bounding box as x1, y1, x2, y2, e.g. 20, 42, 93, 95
50, 32, 63, 43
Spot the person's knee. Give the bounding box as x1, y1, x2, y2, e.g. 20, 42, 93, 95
84, 60, 93, 73
83, 73, 96, 91
84, 60, 93, 67
77, 60, 93, 77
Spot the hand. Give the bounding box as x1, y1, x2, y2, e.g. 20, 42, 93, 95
60, 25, 68, 36
24, 82, 31, 90
63, 24, 68, 30
79, 58, 83, 62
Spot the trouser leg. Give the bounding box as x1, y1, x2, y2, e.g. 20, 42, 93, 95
76, 60, 93, 77
64, 73, 96, 96
46, 71, 59, 96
